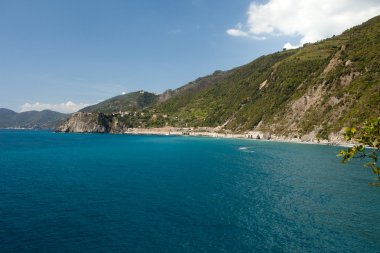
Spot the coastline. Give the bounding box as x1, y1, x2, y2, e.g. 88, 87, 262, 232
56, 113, 355, 147
122, 127, 354, 147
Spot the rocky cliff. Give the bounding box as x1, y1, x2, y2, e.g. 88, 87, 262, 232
56, 112, 112, 133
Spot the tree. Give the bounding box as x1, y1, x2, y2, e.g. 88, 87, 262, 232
337, 117, 380, 186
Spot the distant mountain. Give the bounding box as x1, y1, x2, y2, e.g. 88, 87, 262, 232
80, 90, 159, 114
58, 15, 380, 142
0, 108, 18, 119
0, 108, 70, 129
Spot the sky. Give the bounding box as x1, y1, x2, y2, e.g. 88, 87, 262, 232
0, 0, 379, 113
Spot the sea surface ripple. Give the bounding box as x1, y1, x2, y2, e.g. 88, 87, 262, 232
0, 130, 379, 252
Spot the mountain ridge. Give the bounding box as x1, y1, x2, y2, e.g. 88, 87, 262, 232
0, 108, 70, 129
80, 90, 159, 114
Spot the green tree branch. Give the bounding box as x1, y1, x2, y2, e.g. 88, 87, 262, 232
337, 117, 380, 186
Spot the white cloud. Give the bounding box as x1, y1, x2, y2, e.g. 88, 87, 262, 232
227, 0, 380, 48
227, 22, 267, 39
283, 42, 301, 50
227, 28, 249, 37
20, 101, 90, 113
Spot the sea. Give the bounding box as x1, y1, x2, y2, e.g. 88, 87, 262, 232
0, 130, 379, 252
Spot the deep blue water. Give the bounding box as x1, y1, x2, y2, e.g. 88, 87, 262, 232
0, 130, 379, 252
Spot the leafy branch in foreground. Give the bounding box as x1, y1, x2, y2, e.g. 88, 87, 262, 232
337, 118, 380, 186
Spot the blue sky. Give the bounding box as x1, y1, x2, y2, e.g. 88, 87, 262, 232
1, 0, 379, 112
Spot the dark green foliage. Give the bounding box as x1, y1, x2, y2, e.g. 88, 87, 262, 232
337, 118, 380, 185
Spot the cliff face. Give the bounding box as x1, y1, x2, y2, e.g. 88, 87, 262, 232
56, 112, 112, 133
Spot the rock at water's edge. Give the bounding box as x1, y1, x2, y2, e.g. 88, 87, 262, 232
55, 112, 111, 133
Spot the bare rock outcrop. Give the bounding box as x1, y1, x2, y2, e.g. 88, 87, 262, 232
55, 112, 112, 133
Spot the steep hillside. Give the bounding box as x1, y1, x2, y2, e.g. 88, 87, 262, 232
80, 91, 159, 114
158, 70, 232, 103
0, 109, 69, 129
150, 16, 380, 137
58, 15, 380, 141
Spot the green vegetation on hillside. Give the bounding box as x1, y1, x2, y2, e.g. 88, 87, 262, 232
67, 15, 380, 139
80, 91, 159, 114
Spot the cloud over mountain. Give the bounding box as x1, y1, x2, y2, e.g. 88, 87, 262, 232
227, 0, 380, 49
20, 101, 89, 113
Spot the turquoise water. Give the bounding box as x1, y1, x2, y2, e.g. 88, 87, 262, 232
0, 130, 379, 252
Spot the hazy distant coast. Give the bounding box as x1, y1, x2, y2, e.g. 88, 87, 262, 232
0, 108, 69, 129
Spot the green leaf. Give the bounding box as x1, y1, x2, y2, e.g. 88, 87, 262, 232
337, 117, 380, 184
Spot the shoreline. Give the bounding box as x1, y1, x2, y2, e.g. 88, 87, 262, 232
56, 113, 355, 147
121, 127, 354, 148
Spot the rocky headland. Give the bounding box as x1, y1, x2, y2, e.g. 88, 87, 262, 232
56, 112, 112, 133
